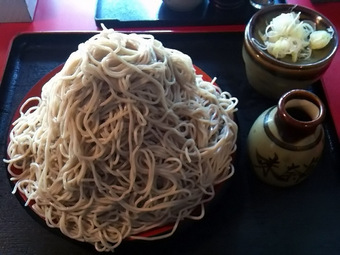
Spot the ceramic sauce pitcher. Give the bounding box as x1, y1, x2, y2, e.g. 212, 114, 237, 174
248, 89, 325, 187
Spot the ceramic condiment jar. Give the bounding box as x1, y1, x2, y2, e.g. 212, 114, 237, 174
248, 89, 325, 187
242, 4, 338, 99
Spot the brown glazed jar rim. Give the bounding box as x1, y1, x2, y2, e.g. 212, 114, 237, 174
244, 32, 330, 78
245, 4, 338, 70
243, 39, 329, 80
278, 89, 325, 130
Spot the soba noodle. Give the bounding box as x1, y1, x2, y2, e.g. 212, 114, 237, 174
5, 29, 238, 252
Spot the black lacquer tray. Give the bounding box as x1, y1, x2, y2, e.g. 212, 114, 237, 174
0, 31, 339, 255
94, 0, 286, 28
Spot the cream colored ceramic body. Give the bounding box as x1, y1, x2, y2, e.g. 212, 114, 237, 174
248, 90, 325, 187
242, 45, 319, 99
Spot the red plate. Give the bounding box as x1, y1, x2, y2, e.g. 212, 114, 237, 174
8, 64, 218, 239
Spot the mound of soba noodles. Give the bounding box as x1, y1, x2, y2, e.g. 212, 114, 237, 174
5, 29, 238, 252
